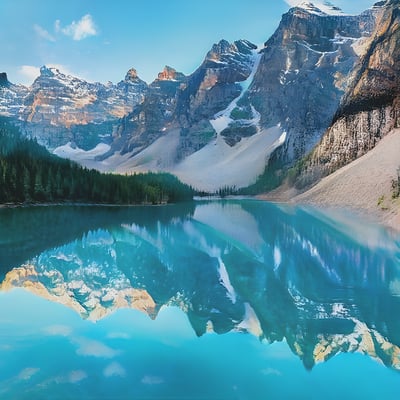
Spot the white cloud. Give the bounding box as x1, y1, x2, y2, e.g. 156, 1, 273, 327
141, 375, 165, 385
68, 370, 88, 383
18, 65, 40, 86
60, 14, 98, 41
103, 362, 126, 378
261, 368, 282, 376
18, 368, 40, 380
33, 24, 55, 42
74, 338, 119, 358
43, 324, 72, 337
54, 19, 61, 33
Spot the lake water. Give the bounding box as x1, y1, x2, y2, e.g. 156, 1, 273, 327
0, 200, 400, 399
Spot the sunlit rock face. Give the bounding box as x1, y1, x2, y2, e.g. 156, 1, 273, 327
0, 66, 148, 150
1, 201, 399, 371
18, 66, 148, 149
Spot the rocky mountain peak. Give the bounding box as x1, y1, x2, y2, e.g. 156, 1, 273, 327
125, 67, 139, 81
206, 39, 257, 62
39, 65, 58, 77
207, 39, 232, 59
0, 72, 9, 86
157, 65, 185, 81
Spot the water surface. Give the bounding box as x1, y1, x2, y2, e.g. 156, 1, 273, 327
0, 200, 399, 399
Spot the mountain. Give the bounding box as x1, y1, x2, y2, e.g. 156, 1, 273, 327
302, 0, 400, 179
0, 1, 395, 194
245, 2, 381, 167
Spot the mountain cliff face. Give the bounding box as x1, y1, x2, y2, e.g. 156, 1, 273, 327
244, 2, 382, 168
298, 0, 400, 186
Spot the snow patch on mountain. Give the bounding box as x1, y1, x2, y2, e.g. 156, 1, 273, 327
290, 1, 347, 16
210, 49, 262, 135
53, 142, 111, 162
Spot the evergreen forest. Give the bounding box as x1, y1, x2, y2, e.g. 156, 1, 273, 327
0, 118, 194, 204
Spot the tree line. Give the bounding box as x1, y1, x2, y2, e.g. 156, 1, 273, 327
0, 118, 194, 204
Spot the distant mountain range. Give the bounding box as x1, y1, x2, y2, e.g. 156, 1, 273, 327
0, 0, 399, 196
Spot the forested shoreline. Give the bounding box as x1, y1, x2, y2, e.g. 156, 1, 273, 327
0, 118, 194, 204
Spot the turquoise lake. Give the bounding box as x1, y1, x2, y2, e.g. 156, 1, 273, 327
0, 200, 400, 399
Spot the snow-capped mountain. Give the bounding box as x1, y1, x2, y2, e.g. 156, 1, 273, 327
0, 1, 394, 192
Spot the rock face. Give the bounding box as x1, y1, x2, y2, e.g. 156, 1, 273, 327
176, 39, 258, 154
299, 0, 400, 186
243, 2, 382, 166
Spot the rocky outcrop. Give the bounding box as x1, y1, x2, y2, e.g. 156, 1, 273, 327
177, 39, 257, 126
298, 0, 400, 186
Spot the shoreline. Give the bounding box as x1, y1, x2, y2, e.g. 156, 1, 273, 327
0, 200, 177, 209
257, 189, 400, 234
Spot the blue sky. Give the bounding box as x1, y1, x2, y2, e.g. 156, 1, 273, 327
1, 0, 377, 85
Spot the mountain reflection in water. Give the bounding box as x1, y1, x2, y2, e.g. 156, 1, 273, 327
1, 200, 400, 371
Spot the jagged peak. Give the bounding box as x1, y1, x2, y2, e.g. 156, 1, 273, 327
157, 65, 185, 81
0, 72, 9, 86
207, 39, 257, 61
125, 67, 139, 82
39, 65, 61, 77
290, 1, 346, 16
